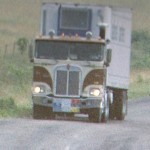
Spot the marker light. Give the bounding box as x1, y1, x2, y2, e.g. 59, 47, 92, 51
49, 29, 55, 38
86, 31, 92, 40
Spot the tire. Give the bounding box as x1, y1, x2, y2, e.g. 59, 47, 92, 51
109, 102, 115, 120
108, 90, 115, 120
33, 104, 54, 120
101, 98, 109, 122
89, 108, 102, 123
115, 90, 127, 120
89, 94, 110, 123
33, 104, 42, 119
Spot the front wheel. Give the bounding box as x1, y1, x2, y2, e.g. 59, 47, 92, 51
101, 98, 110, 122
89, 108, 102, 123
33, 104, 54, 120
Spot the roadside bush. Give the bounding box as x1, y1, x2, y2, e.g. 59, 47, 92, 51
16, 37, 28, 55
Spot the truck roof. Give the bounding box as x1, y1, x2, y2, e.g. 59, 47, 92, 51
42, 2, 132, 11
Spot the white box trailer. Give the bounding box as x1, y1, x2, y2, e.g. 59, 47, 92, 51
41, 3, 132, 90
30, 3, 132, 122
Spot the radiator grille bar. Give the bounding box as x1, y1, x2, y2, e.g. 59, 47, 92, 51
55, 66, 81, 97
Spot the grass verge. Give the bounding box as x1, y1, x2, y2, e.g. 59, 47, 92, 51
129, 69, 150, 99
0, 97, 32, 118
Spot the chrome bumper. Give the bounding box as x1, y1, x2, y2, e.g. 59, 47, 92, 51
32, 95, 102, 113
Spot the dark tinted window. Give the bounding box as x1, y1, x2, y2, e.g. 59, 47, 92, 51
35, 40, 104, 61
60, 8, 90, 30
35, 41, 68, 60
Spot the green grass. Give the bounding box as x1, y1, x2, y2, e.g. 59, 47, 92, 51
0, 51, 33, 118
129, 80, 150, 99
128, 69, 150, 99
0, 50, 32, 103
0, 97, 32, 118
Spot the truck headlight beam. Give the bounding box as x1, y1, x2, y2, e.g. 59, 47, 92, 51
90, 88, 101, 97
33, 86, 45, 94
34, 86, 41, 93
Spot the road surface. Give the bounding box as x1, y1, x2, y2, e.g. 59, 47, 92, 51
0, 97, 150, 150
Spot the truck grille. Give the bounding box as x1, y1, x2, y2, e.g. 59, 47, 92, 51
55, 65, 81, 97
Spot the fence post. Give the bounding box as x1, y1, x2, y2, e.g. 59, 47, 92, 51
13, 42, 16, 56
4, 44, 8, 57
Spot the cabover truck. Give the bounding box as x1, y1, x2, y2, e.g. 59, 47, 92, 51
30, 3, 132, 122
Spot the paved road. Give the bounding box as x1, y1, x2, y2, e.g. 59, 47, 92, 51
0, 97, 150, 150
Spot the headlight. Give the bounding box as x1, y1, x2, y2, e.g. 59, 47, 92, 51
32, 82, 51, 95
34, 87, 41, 93
90, 89, 100, 96
82, 85, 104, 98
33, 86, 45, 94
90, 87, 103, 97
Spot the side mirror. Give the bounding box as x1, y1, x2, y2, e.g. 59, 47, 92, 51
105, 48, 112, 66
28, 44, 34, 62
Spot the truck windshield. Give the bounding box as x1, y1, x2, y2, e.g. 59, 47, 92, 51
35, 40, 104, 61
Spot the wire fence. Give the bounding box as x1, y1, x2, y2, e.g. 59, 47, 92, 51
0, 43, 17, 59
0, 42, 30, 61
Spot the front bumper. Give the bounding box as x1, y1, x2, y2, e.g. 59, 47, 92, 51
32, 95, 102, 113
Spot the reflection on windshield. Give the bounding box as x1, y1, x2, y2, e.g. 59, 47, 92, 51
35, 41, 104, 61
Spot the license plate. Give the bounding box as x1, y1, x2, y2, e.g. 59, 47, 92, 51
53, 99, 79, 113
71, 107, 79, 113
